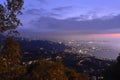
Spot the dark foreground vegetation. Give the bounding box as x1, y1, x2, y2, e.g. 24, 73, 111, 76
0, 38, 89, 80
0, 37, 120, 80
103, 54, 120, 80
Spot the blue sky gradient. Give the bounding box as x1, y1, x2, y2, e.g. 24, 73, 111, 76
1, 0, 120, 40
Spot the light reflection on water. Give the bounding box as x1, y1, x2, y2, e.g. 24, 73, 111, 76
93, 39, 120, 59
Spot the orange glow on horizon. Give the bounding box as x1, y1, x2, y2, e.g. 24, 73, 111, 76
89, 33, 120, 38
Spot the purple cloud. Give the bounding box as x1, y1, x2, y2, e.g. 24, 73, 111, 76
21, 14, 120, 37
52, 6, 73, 12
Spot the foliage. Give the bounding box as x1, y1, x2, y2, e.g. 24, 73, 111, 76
25, 60, 89, 80
65, 68, 89, 80
0, 0, 24, 34
0, 37, 26, 80
103, 54, 120, 80
0, 0, 25, 79
26, 60, 68, 80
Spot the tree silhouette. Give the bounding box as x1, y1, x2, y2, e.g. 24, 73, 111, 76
117, 53, 120, 63
0, 0, 25, 80
65, 68, 89, 80
25, 60, 89, 80
103, 54, 120, 80
25, 60, 68, 80
0, 0, 23, 34
0, 37, 26, 79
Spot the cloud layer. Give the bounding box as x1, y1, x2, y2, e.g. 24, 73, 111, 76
18, 0, 120, 40
19, 13, 120, 40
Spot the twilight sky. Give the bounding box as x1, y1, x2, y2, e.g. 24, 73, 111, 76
1, 0, 120, 40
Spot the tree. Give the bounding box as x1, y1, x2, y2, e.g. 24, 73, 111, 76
0, 37, 26, 80
117, 53, 120, 63
25, 60, 89, 80
0, 0, 24, 34
103, 54, 120, 80
25, 60, 68, 80
65, 68, 89, 80
0, 0, 25, 79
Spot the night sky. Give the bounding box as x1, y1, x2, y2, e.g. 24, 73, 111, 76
1, 0, 120, 40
